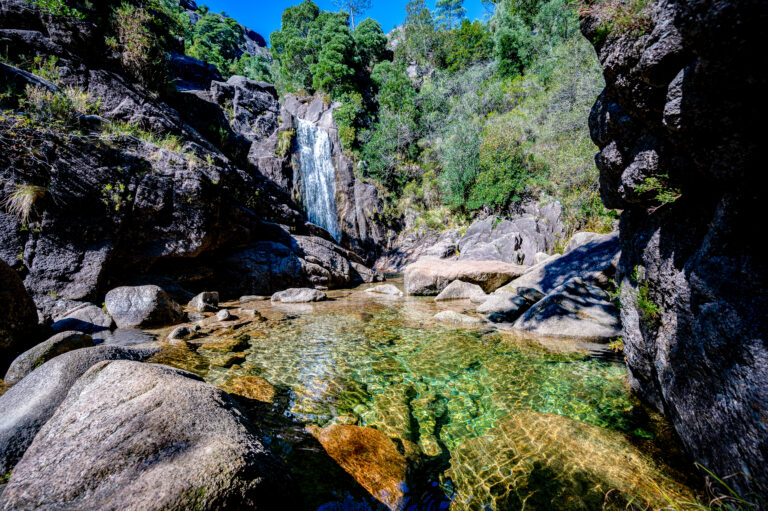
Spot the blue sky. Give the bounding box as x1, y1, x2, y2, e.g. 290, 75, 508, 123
200, 0, 492, 43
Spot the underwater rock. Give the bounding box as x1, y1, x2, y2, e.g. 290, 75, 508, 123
3, 331, 94, 385
404, 259, 528, 296
447, 411, 694, 510
365, 284, 404, 296
105, 285, 184, 329
308, 424, 407, 510
271, 288, 327, 303
433, 311, 483, 324
1, 361, 293, 510
221, 375, 276, 403
434, 280, 487, 302
168, 325, 191, 341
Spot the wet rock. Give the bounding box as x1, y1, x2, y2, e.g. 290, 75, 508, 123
187, 291, 219, 313
476, 292, 529, 321
168, 325, 191, 341
221, 375, 276, 403
3, 331, 94, 385
404, 259, 528, 296
447, 411, 694, 510
50, 302, 113, 342
271, 288, 327, 303
0, 345, 159, 475
0, 260, 39, 372
308, 424, 407, 510
498, 232, 619, 295
365, 284, 404, 296
216, 309, 232, 321
239, 295, 269, 302
434, 280, 487, 302
105, 285, 184, 329
433, 311, 483, 324
1, 361, 293, 510
513, 278, 621, 341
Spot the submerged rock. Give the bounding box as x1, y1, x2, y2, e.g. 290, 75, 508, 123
513, 278, 621, 341
167, 325, 191, 341
404, 259, 528, 296
1, 361, 293, 510
187, 291, 220, 312
105, 285, 184, 329
433, 311, 483, 324
0, 260, 39, 372
447, 411, 694, 510
0, 345, 159, 476
221, 375, 276, 403
366, 284, 404, 296
271, 288, 327, 303
308, 424, 407, 510
434, 280, 487, 302
3, 331, 94, 385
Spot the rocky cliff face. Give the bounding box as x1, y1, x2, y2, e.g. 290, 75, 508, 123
582, 0, 767, 497
0, 0, 379, 316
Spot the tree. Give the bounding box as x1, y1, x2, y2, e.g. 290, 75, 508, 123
187, 11, 244, 75
400, 0, 438, 65
354, 18, 388, 70
332, 0, 371, 28
435, 0, 466, 29
309, 11, 358, 94
270, 0, 320, 91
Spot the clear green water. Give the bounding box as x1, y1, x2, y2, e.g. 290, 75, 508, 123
153, 287, 696, 510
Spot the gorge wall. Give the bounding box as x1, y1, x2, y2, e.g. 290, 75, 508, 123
582, 0, 767, 498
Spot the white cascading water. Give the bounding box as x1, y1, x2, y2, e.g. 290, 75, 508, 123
296, 118, 342, 242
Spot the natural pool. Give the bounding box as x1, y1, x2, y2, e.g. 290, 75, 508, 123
150, 282, 698, 510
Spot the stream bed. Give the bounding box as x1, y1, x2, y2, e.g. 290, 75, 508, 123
149, 280, 699, 510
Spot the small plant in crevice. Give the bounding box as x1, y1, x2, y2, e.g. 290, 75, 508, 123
3, 183, 46, 225
608, 337, 624, 353
101, 182, 133, 212
630, 265, 661, 323
635, 173, 681, 209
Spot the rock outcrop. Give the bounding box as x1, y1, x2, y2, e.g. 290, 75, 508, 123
0, 0, 380, 315
1, 361, 292, 510
3, 330, 94, 384
582, 0, 768, 496
105, 285, 184, 329
0, 259, 39, 372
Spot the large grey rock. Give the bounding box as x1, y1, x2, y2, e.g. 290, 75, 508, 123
434, 280, 487, 302
498, 232, 620, 295
375, 228, 460, 272
513, 278, 621, 341
271, 288, 327, 303
477, 292, 530, 322
0, 345, 159, 475
187, 291, 219, 312
404, 259, 528, 295
105, 285, 184, 329
583, 0, 768, 495
563, 232, 604, 254
0, 260, 38, 372
3, 331, 94, 385
1, 361, 293, 510
458, 205, 565, 266
50, 302, 113, 341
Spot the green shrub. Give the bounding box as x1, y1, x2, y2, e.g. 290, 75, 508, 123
635, 174, 681, 206
112, 2, 167, 88
24, 0, 85, 19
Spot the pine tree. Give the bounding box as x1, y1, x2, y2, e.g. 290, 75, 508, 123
435, 0, 466, 29
331, 0, 372, 29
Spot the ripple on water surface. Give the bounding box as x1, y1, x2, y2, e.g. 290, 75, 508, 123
153, 289, 697, 510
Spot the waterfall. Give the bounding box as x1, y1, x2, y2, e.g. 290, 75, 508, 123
296, 118, 342, 242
